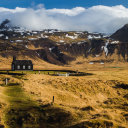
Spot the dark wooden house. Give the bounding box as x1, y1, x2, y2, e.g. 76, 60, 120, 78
12, 57, 33, 71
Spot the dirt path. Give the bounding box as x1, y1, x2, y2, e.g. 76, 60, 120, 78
1, 76, 73, 128
3, 82, 40, 128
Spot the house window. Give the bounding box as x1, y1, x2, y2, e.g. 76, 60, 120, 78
28, 65, 31, 69
17, 65, 20, 69
23, 65, 25, 69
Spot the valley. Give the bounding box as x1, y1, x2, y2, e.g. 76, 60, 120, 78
0, 67, 128, 127
0, 20, 128, 127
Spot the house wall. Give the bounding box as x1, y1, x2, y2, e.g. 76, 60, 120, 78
12, 64, 14, 71
12, 64, 33, 71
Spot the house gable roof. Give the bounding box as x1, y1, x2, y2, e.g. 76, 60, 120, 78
12, 60, 33, 65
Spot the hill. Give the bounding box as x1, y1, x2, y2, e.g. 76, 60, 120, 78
0, 68, 128, 127
0, 27, 128, 70
0, 19, 128, 69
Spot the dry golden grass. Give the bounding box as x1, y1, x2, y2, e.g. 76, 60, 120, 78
48, 35, 87, 44
0, 56, 128, 127
0, 75, 21, 126
19, 66, 128, 127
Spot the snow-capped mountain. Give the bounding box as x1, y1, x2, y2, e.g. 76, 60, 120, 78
0, 19, 127, 65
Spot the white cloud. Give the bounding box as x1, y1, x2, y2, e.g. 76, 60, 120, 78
47, 7, 86, 16
0, 5, 128, 33
0, 7, 26, 13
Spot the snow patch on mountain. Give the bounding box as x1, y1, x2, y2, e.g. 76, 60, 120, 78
0, 34, 4, 37
65, 34, 78, 39
102, 40, 109, 56
111, 41, 119, 44
88, 34, 101, 39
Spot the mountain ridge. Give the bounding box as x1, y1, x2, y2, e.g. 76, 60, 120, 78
111, 24, 128, 42
0, 19, 128, 69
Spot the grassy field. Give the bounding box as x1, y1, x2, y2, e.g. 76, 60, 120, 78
0, 66, 128, 127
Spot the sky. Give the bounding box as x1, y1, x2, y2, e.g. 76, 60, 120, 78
0, 0, 128, 33
0, 0, 128, 9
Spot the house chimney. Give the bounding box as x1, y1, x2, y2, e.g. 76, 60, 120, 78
13, 56, 16, 61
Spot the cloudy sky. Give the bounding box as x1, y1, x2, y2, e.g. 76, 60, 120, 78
0, 0, 128, 33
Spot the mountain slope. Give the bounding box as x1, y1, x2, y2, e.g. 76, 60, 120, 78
111, 24, 128, 42
0, 19, 10, 29
0, 19, 128, 69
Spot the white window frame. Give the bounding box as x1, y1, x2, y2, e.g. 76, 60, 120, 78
28, 65, 31, 69
17, 65, 20, 69
23, 65, 25, 69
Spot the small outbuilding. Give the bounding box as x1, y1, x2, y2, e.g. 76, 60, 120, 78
12, 56, 33, 71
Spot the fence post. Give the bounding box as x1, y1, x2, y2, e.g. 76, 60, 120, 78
53, 96, 54, 103
5, 78, 8, 85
